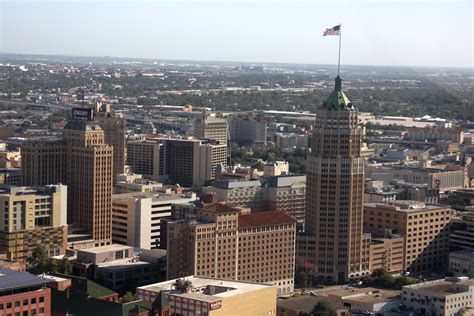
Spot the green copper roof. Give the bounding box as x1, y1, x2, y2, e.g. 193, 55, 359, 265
323, 76, 353, 110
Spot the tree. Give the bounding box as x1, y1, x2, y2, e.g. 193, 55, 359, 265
58, 257, 72, 274
28, 245, 49, 269
312, 301, 337, 316
120, 291, 135, 303
295, 270, 309, 288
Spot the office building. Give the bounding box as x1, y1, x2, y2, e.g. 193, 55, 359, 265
0, 268, 51, 316
406, 127, 464, 143
126, 140, 165, 181
166, 203, 296, 294
301, 76, 369, 282
0, 168, 21, 186
21, 109, 114, 247
275, 133, 309, 150
127, 137, 227, 187
401, 277, 474, 316
450, 212, 474, 252
165, 137, 227, 187
0, 184, 68, 261
112, 190, 197, 249
202, 175, 306, 228
229, 115, 267, 144
364, 201, 452, 274
194, 112, 228, 145
21, 139, 67, 186
137, 276, 277, 316
63, 119, 113, 246
95, 109, 127, 180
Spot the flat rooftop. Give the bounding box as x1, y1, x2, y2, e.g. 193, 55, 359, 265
96, 258, 152, 270
113, 191, 196, 203
78, 244, 133, 254
364, 200, 447, 212
138, 276, 273, 302
316, 286, 400, 304
404, 278, 474, 296
278, 295, 345, 313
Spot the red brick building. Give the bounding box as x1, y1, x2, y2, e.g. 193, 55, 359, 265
0, 268, 51, 316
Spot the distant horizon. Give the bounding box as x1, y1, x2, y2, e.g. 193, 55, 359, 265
1, 51, 472, 71
1, 1, 472, 69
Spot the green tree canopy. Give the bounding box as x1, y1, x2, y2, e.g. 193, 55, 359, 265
312, 301, 337, 316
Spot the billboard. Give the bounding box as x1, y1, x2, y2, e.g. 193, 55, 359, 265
72, 108, 94, 121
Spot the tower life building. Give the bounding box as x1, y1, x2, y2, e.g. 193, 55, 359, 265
302, 76, 369, 283
63, 120, 113, 245
21, 108, 114, 248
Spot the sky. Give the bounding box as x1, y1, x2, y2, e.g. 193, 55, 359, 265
1, 0, 473, 68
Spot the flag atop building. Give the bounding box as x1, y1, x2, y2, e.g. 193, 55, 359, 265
323, 24, 341, 36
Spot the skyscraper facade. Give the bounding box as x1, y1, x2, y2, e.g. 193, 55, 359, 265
194, 112, 228, 145
94, 108, 126, 180
63, 120, 113, 245
302, 76, 369, 282
21, 109, 114, 247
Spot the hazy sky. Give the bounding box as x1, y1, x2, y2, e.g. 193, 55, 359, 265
1, 0, 473, 68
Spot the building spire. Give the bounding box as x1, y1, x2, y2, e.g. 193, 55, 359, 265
335, 75, 342, 91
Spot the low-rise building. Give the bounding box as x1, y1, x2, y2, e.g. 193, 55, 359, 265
401, 277, 474, 316
0, 268, 51, 316
449, 250, 474, 278
137, 276, 277, 316
114, 173, 163, 193
263, 161, 289, 177
73, 244, 165, 292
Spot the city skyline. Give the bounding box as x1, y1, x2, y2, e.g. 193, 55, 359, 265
1, 0, 472, 68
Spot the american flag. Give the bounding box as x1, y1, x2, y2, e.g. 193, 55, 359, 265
323, 24, 341, 36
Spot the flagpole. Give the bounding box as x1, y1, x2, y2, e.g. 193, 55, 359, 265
337, 23, 342, 76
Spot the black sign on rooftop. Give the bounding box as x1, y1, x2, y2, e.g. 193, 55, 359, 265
72, 107, 94, 121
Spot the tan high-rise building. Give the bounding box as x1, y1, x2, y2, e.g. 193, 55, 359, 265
167, 203, 296, 294
21, 109, 114, 247
95, 110, 126, 180
0, 184, 68, 261
364, 201, 452, 274
63, 120, 113, 245
21, 139, 67, 186
194, 112, 228, 145
301, 76, 369, 283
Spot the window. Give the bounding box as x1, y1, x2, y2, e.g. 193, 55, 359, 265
115, 250, 124, 259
